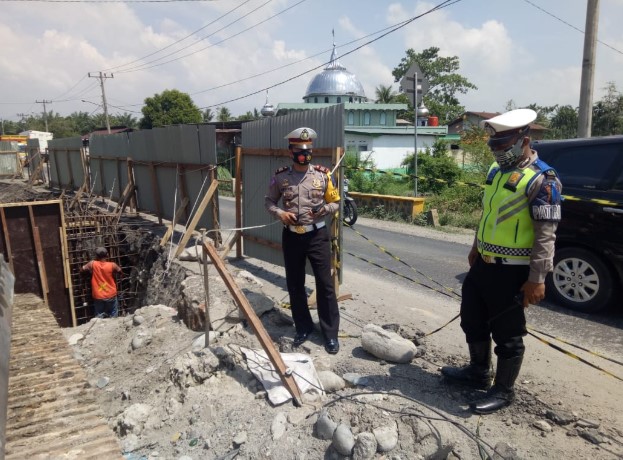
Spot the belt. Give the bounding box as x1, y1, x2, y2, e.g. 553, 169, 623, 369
287, 221, 325, 234
481, 254, 530, 266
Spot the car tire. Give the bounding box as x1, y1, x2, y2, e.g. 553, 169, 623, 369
547, 247, 614, 313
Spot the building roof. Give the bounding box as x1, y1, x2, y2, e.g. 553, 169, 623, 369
303, 44, 366, 100
345, 126, 448, 136
277, 102, 408, 113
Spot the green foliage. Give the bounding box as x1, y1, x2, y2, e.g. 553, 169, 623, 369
546, 105, 578, 139
375, 84, 398, 103
139, 89, 202, 129
203, 108, 214, 122
392, 47, 477, 123
592, 81, 623, 136
401, 140, 461, 194
217, 107, 232, 122
425, 178, 483, 229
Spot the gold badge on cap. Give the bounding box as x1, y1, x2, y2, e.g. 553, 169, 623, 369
312, 178, 321, 188
300, 129, 309, 140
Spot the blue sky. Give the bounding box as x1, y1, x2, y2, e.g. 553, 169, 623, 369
1, 0, 622, 123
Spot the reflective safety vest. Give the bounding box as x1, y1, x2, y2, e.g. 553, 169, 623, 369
477, 162, 546, 261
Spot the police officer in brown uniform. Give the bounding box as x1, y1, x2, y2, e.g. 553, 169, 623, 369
265, 127, 341, 354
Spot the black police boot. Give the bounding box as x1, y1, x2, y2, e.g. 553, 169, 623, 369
469, 355, 523, 414
441, 341, 491, 389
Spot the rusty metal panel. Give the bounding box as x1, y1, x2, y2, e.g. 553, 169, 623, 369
0, 201, 71, 327
242, 105, 344, 267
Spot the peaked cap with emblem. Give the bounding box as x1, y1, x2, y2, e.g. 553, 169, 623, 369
480, 109, 537, 137
285, 127, 317, 150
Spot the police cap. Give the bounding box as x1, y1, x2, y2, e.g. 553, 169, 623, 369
480, 109, 537, 137
285, 127, 317, 150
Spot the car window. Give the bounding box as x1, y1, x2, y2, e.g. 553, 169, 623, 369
538, 144, 620, 190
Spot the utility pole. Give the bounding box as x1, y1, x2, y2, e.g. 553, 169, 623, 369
89, 72, 114, 133
578, 0, 600, 138
35, 100, 52, 132
413, 71, 419, 197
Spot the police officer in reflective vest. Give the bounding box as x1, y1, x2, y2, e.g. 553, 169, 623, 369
441, 109, 562, 414
264, 127, 342, 354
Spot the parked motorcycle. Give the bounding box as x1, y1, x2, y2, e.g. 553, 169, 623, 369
342, 178, 358, 226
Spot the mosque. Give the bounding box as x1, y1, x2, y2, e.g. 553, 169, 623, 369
266, 42, 451, 170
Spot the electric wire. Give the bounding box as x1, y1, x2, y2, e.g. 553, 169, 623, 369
522, 0, 623, 55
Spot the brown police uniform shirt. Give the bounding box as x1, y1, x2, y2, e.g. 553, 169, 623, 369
265, 164, 340, 225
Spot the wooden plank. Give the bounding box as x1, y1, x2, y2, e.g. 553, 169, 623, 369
209, 167, 221, 246
218, 231, 240, 260
174, 180, 218, 258
203, 242, 303, 406
149, 163, 163, 225
0, 207, 14, 273
160, 197, 189, 247
127, 158, 138, 214
28, 207, 49, 305
178, 165, 190, 222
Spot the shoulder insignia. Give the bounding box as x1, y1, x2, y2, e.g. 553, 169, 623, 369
313, 165, 330, 174
274, 166, 289, 175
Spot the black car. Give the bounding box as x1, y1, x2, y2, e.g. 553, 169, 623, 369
532, 136, 623, 313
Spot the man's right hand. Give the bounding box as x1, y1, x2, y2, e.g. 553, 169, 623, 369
279, 211, 298, 226
468, 246, 479, 267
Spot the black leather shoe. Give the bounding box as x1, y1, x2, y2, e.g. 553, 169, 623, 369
293, 330, 312, 347
324, 339, 339, 354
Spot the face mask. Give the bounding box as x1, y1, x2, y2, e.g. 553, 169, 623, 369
493, 137, 524, 172
292, 150, 312, 165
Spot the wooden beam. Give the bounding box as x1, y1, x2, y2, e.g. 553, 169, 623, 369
209, 167, 221, 246
174, 180, 218, 258
0, 208, 14, 274
203, 241, 303, 406
218, 231, 240, 260
160, 197, 189, 247
149, 163, 163, 225
235, 146, 242, 258
28, 207, 49, 305
127, 158, 138, 215
178, 165, 190, 222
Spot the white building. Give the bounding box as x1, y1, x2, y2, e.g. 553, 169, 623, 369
274, 43, 448, 170
19, 130, 53, 151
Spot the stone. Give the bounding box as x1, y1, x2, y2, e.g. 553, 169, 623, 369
133, 314, 145, 326
361, 324, 416, 363
373, 422, 398, 452
576, 419, 600, 429
318, 371, 346, 393
332, 424, 355, 456
121, 433, 139, 453
191, 332, 218, 351
288, 408, 313, 425
233, 431, 247, 446
492, 441, 520, 459
315, 410, 337, 440
96, 376, 110, 388
68, 333, 83, 345
579, 428, 604, 444
271, 412, 287, 440
343, 373, 369, 386
546, 409, 575, 425
116, 403, 154, 436
353, 432, 377, 460
533, 420, 552, 432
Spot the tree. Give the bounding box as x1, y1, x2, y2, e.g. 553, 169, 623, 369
139, 89, 202, 129
237, 111, 256, 121
401, 140, 461, 195
592, 82, 623, 136
392, 47, 477, 123
113, 113, 138, 129
375, 84, 397, 103
203, 108, 214, 122
548, 105, 578, 139
217, 107, 232, 122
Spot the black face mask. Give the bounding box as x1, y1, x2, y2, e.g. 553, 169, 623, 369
292, 150, 312, 165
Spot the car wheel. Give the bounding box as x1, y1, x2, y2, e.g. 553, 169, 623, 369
547, 247, 614, 313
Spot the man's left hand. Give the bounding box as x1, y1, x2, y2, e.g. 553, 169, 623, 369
520, 281, 545, 308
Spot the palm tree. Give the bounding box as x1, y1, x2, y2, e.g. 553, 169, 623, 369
203, 108, 214, 122
375, 84, 397, 103
217, 107, 232, 122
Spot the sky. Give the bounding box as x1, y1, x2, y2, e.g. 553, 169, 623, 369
1, 0, 622, 124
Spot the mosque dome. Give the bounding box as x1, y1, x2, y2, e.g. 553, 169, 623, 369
303, 44, 367, 103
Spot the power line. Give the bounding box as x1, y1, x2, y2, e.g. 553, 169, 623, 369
199, 0, 462, 110
35, 99, 52, 131
102, 0, 254, 72
115, 0, 301, 74
1, 0, 221, 3
88, 72, 114, 133
522, 0, 622, 55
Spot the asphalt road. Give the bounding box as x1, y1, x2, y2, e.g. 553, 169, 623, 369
218, 196, 623, 362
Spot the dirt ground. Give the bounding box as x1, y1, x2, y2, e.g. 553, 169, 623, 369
3, 178, 621, 459
59, 238, 623, 460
